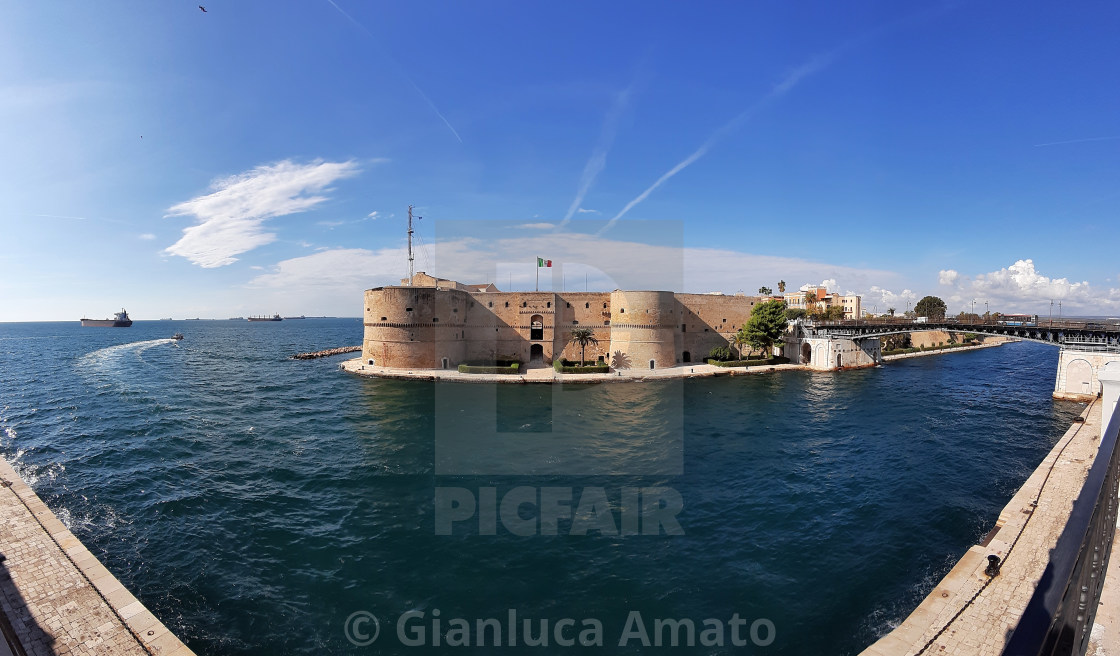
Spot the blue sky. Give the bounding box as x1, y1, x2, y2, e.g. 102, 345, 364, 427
2, 1, 1118, 320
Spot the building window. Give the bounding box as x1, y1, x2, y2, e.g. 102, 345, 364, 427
585, 303, 590, 308
604, 320, 610, 325
649, 360, 655, 369
566, 302, 571, 308
433, 318, 439, 322
603, 303, 607, 309
453, 308, 458, 313
547, 302, 551, 308
381, 316, 387, 321
522, 301, 527, 308
488, 301, 493, 308
530, 315, 544, 340
572, 320, 579, 325
682, 323, 686, 332
406, 307, 413, 312
505, 302, 509, 308
620, 308, 625, 314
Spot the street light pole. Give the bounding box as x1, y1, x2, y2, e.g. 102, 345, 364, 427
971, 299, 975, 319
1049, 300, 1053, 327
985, 300, 989, 324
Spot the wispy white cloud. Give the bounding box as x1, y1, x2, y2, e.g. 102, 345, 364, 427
516, 222, 556, 230
1034, 136, 1120, 148
938, 259, 1120, 313
576, 208, 599, 214
558, 86, 635, 228
139, 233, 156, 240
164, 159, 362, 268
368, 210, 380, 219
324, 0, 462, 144
249, 247, 407, 290
599, 52, 836, 235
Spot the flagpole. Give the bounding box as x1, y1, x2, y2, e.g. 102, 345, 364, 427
535, 258, 539, 292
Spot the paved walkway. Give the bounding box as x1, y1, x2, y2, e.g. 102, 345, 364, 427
862, 401, 1103, 655
0, 458, 194, 656
341, 341, 1005, 384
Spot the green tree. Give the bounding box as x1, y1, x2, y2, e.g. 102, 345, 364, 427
778, 280, 786, 293
568, 327, 599, 366
744, 300, 788, 357
758, 286, 773, 296
786, 308, 808, 321
914, 295, 947, 320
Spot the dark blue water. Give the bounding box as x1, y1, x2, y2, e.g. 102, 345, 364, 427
0, 321, 1082, 654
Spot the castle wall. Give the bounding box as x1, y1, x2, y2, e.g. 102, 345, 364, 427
553, 293, 612, 363
362, 284, 765, 370
676, 293, 762, 361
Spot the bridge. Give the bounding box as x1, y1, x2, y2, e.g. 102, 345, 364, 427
784, 318, 1120, 400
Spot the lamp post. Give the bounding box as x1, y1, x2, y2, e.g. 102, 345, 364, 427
971, 299, 976, 320
1058, 300, 1062, 322
1049, 300, 1053, 327
984, 300, 989, 324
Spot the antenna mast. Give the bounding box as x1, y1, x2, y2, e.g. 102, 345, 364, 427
407, 205, 415, 285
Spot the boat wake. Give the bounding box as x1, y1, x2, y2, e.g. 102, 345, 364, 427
78, 338, 177, 367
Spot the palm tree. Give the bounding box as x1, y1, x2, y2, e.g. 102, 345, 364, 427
732, 330, 749, 361
568, 327, 599, 366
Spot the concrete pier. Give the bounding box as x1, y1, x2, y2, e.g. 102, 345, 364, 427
0, 458, 195, 656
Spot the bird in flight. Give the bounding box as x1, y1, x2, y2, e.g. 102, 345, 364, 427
198, 5, 207, 12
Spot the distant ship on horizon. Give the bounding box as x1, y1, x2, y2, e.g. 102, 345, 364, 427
247, 314, 283, 322
81, 309, 133, 327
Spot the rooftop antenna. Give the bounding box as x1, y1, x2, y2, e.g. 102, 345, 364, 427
407, 205, 421, 285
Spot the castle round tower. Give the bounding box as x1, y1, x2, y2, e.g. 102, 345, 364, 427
362, 287, 437, 368
606, 290, 677, 369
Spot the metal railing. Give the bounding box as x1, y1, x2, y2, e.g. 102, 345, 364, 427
1001, 403, 1120, 655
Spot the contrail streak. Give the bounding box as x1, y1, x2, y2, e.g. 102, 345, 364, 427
1034, 135, 1120, 147
598, 52, 834, 235
324, 0, 463, 144
558, 86, 634, 229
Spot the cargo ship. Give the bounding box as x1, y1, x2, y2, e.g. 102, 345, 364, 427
247, 314, 283, 322
80, 309, 133, 327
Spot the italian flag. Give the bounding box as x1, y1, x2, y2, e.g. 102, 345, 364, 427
537, 257, 552, 267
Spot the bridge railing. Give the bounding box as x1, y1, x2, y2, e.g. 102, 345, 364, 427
1001, 388, 1120, 655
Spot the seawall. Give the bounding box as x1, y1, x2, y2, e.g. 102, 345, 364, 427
862, 400, 1102, 655
0, 457, 195, 656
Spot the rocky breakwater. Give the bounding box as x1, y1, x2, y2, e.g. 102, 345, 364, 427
291, 346, 361, 360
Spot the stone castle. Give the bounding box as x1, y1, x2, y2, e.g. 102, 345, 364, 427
362, 272, 767, 370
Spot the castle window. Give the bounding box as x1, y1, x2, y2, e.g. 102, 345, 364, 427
522, 301, 527, 308
572, 320, 579, 325
585, 303, 590, 309
381, 317, 387, 321
620, 308, 625, 314
604, 320, 610, 325
547, 302, 551, 308
682, 323, 686, 332
453, 308, 458, 313
406, 307, 413, 312
433, 318, 439, 322
603, 303, 607, 309
566, 302, 571, 308
488, 301, 493, 308
505, 302, 509, 308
